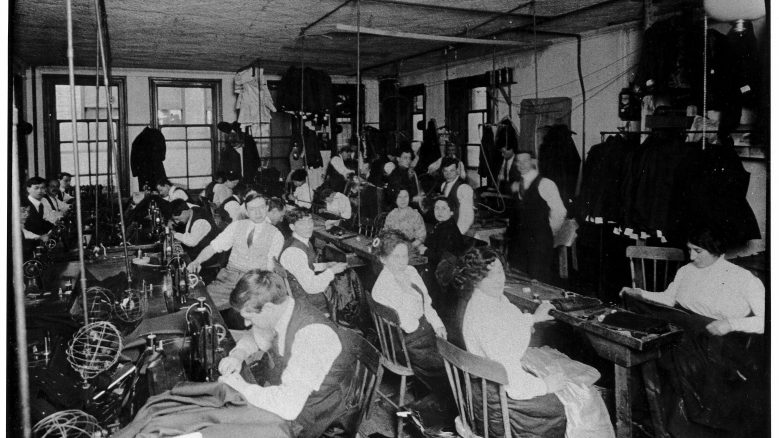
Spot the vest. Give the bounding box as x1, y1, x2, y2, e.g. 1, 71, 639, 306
265, 299, 356, 438
23, 197, 53, 235
517, 176, 552, 242
183, 206, 219, 260
43, 195, 58, 212
283, 237, 316, 270
282, 237, 330, 313
439, 178, 464, 222
226, 220, 280, 272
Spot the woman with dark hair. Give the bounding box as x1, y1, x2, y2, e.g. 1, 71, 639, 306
383, 188, 426, 250
622, 227, 764, 335
422, 196, 466, 269
371, 230, 447, 390
455, 246, 613, 438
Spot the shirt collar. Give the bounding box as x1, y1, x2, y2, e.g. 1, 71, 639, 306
273, 298, 296, 356
28, 195, 41, 207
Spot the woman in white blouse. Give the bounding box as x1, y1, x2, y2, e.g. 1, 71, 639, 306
622, 228, 764, 335
371, 230, 447, 390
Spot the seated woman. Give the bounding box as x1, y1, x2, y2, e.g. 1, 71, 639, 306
422, 196, 466, 269
622, 227, 764, 335
455, 246, 613, 438
382, 187, 426, 251
371, 230, 448, 391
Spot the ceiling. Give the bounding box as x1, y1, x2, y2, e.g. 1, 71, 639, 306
11, 0, 697, 77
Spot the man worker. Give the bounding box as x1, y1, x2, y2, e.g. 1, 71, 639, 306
42, 176, 71, 224
57, 172, 75, 203
21, 176, 54, 241
169, 199, 220, 262
217, 270, 357, 438
324, 146, 355, 193
288, 168, 313, 209
497, 144, 520, 194
188, 193, 284, 327
386, 146, 419, 199
280, 210, 347, 315
507, 151, 566, 282
436, 157, 474, 234
212, 170, 241, 205
156, 178, 190, 203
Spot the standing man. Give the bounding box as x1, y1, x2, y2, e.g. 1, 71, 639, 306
169, 199, 219, 262
217, 270, 357, 438
57, 172, 74, 203
188, 193, 284, 326
22, 177, 54, 241
324, 146, 355, 193
212, 170, 241, 205
496, 144, 520, 194
507, 151, 566, 282
280, 210, 347, 315
436, 157, 474, 234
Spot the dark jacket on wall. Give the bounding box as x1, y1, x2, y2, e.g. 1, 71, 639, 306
277, 67, 334, 115
478, 124, 497, 181
131, 127, 167, 189
416, 119, 441, 172
242, 134, 261, 183
538, 125, 580, 210
290, 126, 323, 169
576, 134, 637, 222
219, 145, 242, 176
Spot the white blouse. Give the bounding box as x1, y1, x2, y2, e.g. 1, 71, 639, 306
371, 265, 444, 334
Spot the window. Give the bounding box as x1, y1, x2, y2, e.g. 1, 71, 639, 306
43, 75, 125, 187
411, 93, 425, 150
466, 86, 489, 170
150, 79, 220, 190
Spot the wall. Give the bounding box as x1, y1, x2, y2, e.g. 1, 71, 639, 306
26, 66, 378, 193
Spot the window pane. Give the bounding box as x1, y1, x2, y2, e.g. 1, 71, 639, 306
169, 177, 188, 187
60, 143, 75, 174
77, 142, 91, 174
187, 126, 211, 139
471, 87, 487, 111
412, 114, 424, 142
466, 145, 481, 168
188, 176, 211, 189
188, 141, 211, 175
467, 112, 485, 144
90, 142, 109, 172
414, 95, 424, 112
165, 141, 188, 177
184, 88, 207, 124
161, 127, 186, 140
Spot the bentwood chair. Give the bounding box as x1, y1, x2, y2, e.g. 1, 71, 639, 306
366, 294, 416, 410
336, 328, 385, 437
625, 246, 685, 292
436, 338, 512, 438
271, 259, 293, 296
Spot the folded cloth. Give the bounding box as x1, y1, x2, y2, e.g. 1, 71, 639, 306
113, 382, 293, 438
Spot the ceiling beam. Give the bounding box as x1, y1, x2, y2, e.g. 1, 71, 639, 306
334, 24, 527, 46
362, 0, 532, 17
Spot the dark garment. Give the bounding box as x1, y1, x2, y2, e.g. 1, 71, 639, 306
625, 297, 766, 437
404, 316, 447, 390
282, 238, 330, 315
131, 127, 167, 189
113, 382, 293, 438
219, 146, 242, 176
478, 124, 498, 180
242, 134, 261, 183
424, 218, 466, 270
368, 155, 391, 187
277, 67, 334, 116
324, 160, 348, 193
495, 120, 519, 155
576, 134, 637, 222
291, 126, 324, 169
416, 119, 441, 172
437, 178, 465, 224
508, 176, 553, 282
538, 125, 580, 209
182, 206, 219, 261
386, 166, 418, 199
22, 197, 53, 236
203, 181, 218, 203
472, 382, 566, 438
263, 299, 358, 438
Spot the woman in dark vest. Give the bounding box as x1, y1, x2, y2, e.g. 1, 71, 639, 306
218, 270, 358, 438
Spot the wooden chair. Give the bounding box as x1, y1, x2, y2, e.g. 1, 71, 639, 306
626, 246, 685, 292
271, 258, 293, 296
366, 294, 415, 409
337, 328, 385, 434
436, 338, 512, 438
373, 211, 389, 234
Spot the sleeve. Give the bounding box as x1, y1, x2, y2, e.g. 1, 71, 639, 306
456, 184, 474, 234
639, 268, 682, 307
412, 212, 427, 243
212, 185, 230, 205
728, 274, 765, 334
224, 201, 245, 222
281, 247, 334, 294
173, 219, 212, 247
427, 157, 442, 174
383, 210, 400, 232
266, 229, 285, 269
294, 186, 312, 208
372, 270, 420, 333
24, 229, 41, 239
173, 188, 189, 201
330, 156, 353, 177
538, 178, 567, 234
228, 328, 260, 362
209, 221, 240, 253
239, 324, 341, 420
473, 303, 547, 399
411, 268, 444, 330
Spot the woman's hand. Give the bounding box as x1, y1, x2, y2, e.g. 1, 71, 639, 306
706, 320, 733, 336
433, 325, 448, 338
532, 301, 555, 323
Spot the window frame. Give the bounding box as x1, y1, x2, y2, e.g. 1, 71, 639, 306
465, 85, 490, 171
149, 77, 222, 190
42, 74, 128, 191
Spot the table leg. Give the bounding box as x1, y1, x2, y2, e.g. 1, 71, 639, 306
641, 360, 670, 438
615, 364, 632, 438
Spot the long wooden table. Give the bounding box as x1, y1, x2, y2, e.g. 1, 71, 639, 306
503, 272, 681, 438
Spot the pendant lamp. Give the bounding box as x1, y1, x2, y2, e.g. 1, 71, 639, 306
703, 0, 765, 22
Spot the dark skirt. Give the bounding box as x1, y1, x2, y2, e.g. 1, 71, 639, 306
404, 317, 447, 390
472, 382, 566, 438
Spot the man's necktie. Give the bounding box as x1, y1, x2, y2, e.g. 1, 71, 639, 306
37, 202, 43, 216
247, 227, 255, 247
518, 176, 525, 200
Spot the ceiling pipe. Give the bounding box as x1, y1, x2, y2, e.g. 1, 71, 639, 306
300, 0, 355, 36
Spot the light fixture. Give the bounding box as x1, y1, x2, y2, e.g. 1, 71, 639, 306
703, 0, 765, 22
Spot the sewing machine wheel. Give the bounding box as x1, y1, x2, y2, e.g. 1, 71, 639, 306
114, 288, 147, 324
187, 273, 202, 288
32, 409, 103, 438
45, 238, 58, 250
167, 256, 185, 271
213, 324, 227, 343
23, 260, 44, 279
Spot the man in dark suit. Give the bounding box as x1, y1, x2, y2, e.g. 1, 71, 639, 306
496, 144, 521, 194
21, 176, 54, 242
